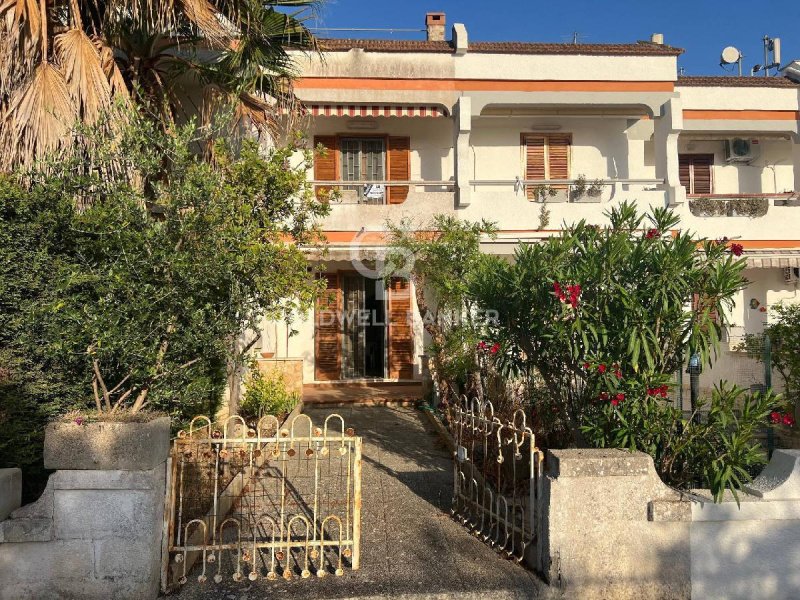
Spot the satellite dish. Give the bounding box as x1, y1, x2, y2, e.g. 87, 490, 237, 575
721, 46, 741, 64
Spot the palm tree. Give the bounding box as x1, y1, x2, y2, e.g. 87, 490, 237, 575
0, 0, 318, 169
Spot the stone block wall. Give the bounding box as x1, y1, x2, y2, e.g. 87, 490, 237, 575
539, 449, 691, 600
538, 448, 800, 600
0, 419, 170, 600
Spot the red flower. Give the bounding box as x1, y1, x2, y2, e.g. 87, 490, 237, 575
597, 364, 607, 374
477, 341, 487, 350
490, 342, 500, 354
599, 391, 609, 401
615, 393, 625, 402
553, 282, 566, 302
583, 362, 590, 370
645, 228, 660, 239
615, 370, 622, 379
783, 414, 796, 427
730, 243, 744, 257
659, 385, 669, 398
611, 398, 620, 406
74, 417, 85, 426
770, 411, 782, 424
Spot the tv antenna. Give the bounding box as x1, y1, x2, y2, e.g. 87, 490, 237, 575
720, 46, 743, 76
751, 36, 781, 77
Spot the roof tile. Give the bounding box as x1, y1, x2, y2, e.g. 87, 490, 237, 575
318, 38, 684, 57
678, 75, 800, 88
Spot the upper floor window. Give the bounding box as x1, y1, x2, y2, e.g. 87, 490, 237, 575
679, 154, 713, 194
314, 135, 410, 204
521, 133, 572, 200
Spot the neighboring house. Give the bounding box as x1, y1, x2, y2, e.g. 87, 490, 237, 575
259, 12, 800, 399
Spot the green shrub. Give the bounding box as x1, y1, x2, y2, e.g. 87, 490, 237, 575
581, 380, 789, 502
240, 369, 299, 421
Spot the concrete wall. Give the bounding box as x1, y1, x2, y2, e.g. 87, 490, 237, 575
691, 450, 800, 600
0, 469, 21, 521
539, 449, 691, 599
0, 419, 171, 600
539, 448, 800, 600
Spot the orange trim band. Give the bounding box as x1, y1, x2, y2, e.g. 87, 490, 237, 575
683, 109, 800, 121
296, 77, 674, 93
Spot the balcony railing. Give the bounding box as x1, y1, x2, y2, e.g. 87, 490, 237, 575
310, 180, 454, 205
687, 193, 799, 218
470, 178, 664, 203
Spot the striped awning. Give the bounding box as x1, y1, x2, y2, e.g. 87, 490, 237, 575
306, 104, 448, 118
746, 251, 800, 268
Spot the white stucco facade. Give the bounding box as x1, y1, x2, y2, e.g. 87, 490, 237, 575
261, 19, 800, 387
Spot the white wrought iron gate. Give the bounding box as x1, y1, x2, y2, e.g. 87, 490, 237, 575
447, 397, 543, 564
162, 413, 362, 590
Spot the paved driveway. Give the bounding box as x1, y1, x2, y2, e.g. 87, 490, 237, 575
171, 405, 550, 599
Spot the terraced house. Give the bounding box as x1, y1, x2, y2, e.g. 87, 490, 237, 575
258, 12, 800, 400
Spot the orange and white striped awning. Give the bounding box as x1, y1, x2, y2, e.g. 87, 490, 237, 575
306, 104, 449, 118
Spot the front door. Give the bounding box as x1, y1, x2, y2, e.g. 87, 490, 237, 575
315, 273, 409, 381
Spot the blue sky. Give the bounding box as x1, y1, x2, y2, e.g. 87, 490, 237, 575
308, 0, 799, 76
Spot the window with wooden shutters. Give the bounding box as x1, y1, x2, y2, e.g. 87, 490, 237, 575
387, 136, 410, 204
692, 292, 720, 328
388, 277, 414, 379
313, 136, 337, 199
522, 133, 572, 200
340, 137, 386, 203
679, 154, 713, 194
315, 273, 341, 381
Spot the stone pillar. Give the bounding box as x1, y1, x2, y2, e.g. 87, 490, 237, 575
453, 96, 472, 208
654, 97, 685, 207
539, 449, 691, 599
0, 417, 171, 600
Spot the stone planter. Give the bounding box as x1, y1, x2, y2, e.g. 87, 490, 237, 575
44, 416, 171, 471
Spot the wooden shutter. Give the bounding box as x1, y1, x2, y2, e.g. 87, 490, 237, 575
692, 156, 713, 194
313, 136, 337, 199
679, 156, 691, 191
388, 277, 414, 379
692, 292, 719, 326
547, 134, 571, 180
315, 273, 341, 380
387, 137, 410, 204
679, 154, 713, 194
523, 135, 546, 200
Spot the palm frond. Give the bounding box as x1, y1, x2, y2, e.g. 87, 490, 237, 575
2, 61, 75, 169
55, 28, 112, 123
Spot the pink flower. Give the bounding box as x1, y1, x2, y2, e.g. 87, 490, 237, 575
74, 417, 84, 426
490, 342, 500, 354
730, 243, 744, 257
597, 364, 607, 374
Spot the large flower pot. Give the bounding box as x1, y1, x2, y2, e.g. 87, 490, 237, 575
43, 416, 171, 471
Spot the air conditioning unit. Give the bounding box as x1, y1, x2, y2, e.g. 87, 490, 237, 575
724, 138, 760, 163
784, 267, 800, 285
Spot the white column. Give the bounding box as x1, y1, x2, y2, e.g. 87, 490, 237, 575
653, 97, 684, 207
453, 96, 472, 208
792, 133, 800, 193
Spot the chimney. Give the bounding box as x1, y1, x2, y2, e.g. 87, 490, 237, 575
426, 12, 446, 41
650, 33, 664, 45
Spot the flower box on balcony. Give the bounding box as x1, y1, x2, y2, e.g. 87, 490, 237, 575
689, 196, 769, 218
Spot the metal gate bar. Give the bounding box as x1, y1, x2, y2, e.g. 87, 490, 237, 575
162, 413, 362, 588
447, 396, 543, 564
